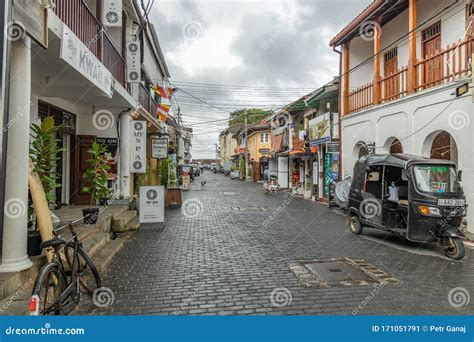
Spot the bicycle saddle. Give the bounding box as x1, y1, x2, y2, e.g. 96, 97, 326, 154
40, 236, 66, 249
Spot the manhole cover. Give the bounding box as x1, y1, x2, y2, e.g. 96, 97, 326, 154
286, 258, 399, 288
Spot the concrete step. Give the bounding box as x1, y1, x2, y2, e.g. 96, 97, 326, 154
93, 238, 126, 273
112, 210, 138, 233
128, 216, 141, 231
81, 232, 109, 258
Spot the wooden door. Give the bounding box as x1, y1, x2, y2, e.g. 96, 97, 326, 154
430, 132, 451, 161
73, 135, 95, 205
384, 48, 398, 100
422, 22, 442, 88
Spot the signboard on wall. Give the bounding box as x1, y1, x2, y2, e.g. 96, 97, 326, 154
326, 142, 340, 154
126, 41, 141, 83
151, 137, 168, 159
131, 121, 146, 173
308, 114, 331, 146
13, 0, 48, 48
60, 26, 112, 97
139, 186, 164, 223
102, 0, 123, 27
96, 137, 119, 155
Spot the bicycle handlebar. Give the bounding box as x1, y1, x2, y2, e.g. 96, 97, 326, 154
54, 214, 91, 233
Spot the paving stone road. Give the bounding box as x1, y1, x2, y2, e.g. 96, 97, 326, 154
76, 170, 474, 315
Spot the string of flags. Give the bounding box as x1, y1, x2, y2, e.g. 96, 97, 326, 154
152, 85, 175, 98
157, 103, 171, 122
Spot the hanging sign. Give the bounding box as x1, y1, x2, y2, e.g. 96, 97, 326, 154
151, 137, 168, 159
326, 141, 340, 154
131, 121, 146, 173
139, 186, 164, 223
60, 26, 112, 97
102, 0, 123, 27
96, 137, 119, 155
126, 41, 141, 83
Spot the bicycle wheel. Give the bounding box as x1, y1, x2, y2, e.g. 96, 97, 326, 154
32, 263, 66, 315
63, 244, 101, 294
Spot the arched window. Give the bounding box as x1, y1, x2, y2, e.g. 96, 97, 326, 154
389, 138, 403, 154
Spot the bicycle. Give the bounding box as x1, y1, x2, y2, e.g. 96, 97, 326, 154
30, 216, 101, 315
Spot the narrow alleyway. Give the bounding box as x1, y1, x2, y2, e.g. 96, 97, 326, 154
76, 171, 474, 315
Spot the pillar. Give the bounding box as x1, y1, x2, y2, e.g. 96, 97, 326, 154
407, 0, 417, 93
373, 17, 382, 105
0, 37, 33, 272
342, 43, 350, 115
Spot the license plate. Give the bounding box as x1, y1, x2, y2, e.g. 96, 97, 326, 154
437, 199, 465, 206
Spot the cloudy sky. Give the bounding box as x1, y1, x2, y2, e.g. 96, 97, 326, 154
149, 0, 372, 159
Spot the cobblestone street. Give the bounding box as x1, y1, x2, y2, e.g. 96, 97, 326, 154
77, 171, 474, 315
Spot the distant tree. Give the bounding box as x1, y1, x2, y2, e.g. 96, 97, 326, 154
228, 108, 270, 126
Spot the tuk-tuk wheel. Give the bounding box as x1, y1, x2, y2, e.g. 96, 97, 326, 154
440, 237, 465, 260
348, 215, 363, 235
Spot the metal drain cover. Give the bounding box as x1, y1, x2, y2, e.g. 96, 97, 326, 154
304, 261, 374, 283
286, 258, 399, 288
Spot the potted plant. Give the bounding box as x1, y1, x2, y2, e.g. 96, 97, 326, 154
81, 142, 111, 225
247, 164, 253, 181
304, 177, 313, 199
239, 159, 245, 180
29, 116, 64, 256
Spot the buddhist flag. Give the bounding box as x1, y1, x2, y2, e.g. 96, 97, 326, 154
152, 85, 174, 98
157, 103, 171, 121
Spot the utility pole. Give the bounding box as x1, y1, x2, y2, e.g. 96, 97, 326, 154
244, 109, 248, 181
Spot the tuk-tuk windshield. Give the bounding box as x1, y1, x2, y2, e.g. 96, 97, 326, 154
413, 165, 461, 194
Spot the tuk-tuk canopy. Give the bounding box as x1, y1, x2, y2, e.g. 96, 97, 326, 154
357, 153, 456, 170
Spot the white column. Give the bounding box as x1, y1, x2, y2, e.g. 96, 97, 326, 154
0, 38, 33, 272
119, 113, 131, 198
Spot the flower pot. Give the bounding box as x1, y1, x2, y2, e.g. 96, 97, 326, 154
82, 208, 100, 225
27, 231, 42, 257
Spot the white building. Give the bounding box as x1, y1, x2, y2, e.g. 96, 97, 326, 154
330, 0, 473, 237
1, 0, 170, 272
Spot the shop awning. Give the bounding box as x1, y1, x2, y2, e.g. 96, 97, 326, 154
289, 147, 314, 158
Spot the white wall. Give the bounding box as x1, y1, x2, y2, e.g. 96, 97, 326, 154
346, 0, 468, 92
341, 81, 474, 233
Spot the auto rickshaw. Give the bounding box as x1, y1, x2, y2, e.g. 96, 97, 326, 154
346, 154, 466, 260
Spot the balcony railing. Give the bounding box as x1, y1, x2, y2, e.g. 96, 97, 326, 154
348, 82, 373, 113
138, 83, 158, 117
347, 37, 473, 114
54, 0, 125, 87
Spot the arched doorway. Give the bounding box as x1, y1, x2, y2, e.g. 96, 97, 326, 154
354, 142, 369, 159
389, 138, 403, 154
423, 131, 458, 164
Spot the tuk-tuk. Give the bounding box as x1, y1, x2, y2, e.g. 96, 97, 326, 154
347, 154, 466, 260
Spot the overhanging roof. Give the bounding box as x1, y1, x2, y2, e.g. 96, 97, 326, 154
329, 0, 409, 47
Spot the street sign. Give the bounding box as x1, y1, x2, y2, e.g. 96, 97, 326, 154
139, 186, 164, 223
151, 137, 168, 159
131, 121, 146, 173
326, 141, 340, 154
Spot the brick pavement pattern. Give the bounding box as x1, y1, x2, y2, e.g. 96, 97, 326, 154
76, 171, 474, 315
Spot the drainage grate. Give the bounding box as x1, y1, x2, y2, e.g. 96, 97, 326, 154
286, 257, 399, 288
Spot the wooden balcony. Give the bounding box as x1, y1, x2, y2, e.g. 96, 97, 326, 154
346, 37, 472, 115
138, 83, 158, 117
53, 0, 125, 87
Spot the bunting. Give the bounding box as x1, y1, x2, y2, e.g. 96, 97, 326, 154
157, 103, 171, 121
152, 85, 174, 98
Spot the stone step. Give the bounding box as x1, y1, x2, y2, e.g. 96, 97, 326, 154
128, 216, 141, 231
93, 238, 126, 273
112, 210, 138, 233
81, 232, 109, 258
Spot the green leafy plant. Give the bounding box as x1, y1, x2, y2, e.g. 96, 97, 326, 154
29, 116, 64, 204
239, 159, 245, 173
247, 166, 253, 177
82, 142, 111, 207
